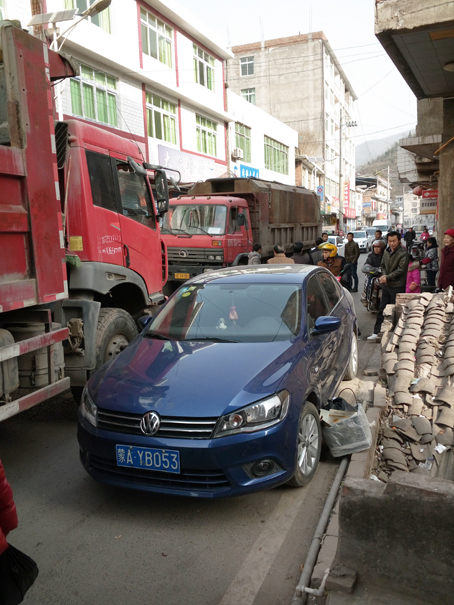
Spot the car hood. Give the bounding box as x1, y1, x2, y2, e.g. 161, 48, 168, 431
89, 335, 301, 418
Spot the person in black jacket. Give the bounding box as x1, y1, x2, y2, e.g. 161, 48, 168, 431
404, 227, 415, 248
344, 233, 360, 292
292, 241, 313, 264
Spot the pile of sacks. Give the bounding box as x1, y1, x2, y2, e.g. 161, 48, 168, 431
375, 292, 454, 481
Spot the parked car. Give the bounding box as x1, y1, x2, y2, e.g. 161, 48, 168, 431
78, 266, 358, 498
328, 235, 345, 258
350, 230, 373, 253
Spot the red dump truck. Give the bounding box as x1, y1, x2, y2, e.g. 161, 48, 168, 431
161, 177, 321, 291
0, 24, 169, 420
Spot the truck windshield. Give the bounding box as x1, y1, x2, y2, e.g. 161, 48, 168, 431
162, 204, 227, 235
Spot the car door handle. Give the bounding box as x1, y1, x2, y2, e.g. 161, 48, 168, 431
124, 244, 130, 268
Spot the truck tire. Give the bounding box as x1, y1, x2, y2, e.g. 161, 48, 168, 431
71, 309, 137, 404
95, 308, 138, 369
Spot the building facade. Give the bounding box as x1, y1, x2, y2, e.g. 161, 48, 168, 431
357, 175, 392, 227
227, 32, 358, 229
9, 0, 234, 184
227, 90, 297, 185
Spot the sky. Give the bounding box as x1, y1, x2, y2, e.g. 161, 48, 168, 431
176, 0, 417, 152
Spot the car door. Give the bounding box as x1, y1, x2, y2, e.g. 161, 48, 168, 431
113, 158, 163, 297
225, 206, 249, 263
317, 271, 351, 389
303, 273, 335, 401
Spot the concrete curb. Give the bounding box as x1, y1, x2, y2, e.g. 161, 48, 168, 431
311, 381, 385, 590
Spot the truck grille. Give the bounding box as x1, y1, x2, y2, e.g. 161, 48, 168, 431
89, 454, 230, 492
167, 247, 224, 264
97, 408, 217, 440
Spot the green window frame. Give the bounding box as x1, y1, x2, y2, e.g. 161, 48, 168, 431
193, 44, 215, 91
140, 8, 173, 68
241, 88, 256, 105
70, 64, 117, 127
235, 123, 251, 163
264, 136, 289, 175
196, 115, 217, 157
64, 0, 111, 33
146, 93, 177, 145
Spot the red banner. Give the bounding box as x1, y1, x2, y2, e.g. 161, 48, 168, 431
344, 207, 356, 219
422, 189, 438, 199
343, 181, 350, 207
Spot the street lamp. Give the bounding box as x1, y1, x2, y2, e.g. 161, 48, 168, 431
55, 0, 112, 51
339, 109, 357, 228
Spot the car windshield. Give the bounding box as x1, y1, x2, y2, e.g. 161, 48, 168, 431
353, 232, 366, 238
146, 282, 302, 343
161, 204, 227, 235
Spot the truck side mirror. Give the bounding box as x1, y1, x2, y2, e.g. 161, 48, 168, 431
154, 169, 169, 216
237, 213, 245, 227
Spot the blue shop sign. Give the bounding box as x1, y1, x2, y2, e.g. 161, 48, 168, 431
317, 186, 324, 202
240, 165, 259, 179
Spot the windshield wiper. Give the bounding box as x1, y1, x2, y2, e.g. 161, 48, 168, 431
185, 337, 242, 343
164, 227, 191, 235
189, 226, 211, 235
144, 332, 175, 340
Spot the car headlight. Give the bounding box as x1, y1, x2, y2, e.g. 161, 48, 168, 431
80, 386, 97, 427
213, 390, 290, 438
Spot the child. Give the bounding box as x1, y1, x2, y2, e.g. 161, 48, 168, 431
406, 246, 421, 293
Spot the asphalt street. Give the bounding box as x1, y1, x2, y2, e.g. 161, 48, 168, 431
0, 253, 377, 605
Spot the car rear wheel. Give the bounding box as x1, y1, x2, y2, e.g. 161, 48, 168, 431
343, 332, 358, 381
287, 402, 322, 488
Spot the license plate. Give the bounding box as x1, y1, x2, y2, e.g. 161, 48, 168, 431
175, 273, 190, 280
116, 445, 180, 474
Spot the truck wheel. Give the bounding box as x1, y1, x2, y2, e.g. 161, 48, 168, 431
95, 308, 138, 368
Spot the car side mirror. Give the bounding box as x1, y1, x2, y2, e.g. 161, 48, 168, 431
138, 315, 152, 331
312, 316, 341, 335
237, 213, 245, 227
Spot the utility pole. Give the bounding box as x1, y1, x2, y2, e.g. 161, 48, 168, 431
387, 165, 390, 223
339, 108, 357, 231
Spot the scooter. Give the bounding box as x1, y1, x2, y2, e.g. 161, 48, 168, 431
360, 266, 382, 312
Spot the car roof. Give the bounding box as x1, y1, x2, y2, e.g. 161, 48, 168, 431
187, 264, 323, 285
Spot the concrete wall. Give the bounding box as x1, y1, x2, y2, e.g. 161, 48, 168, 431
416, 98, 443, 137
334, 473, 454, 604
438, 99, 454, 236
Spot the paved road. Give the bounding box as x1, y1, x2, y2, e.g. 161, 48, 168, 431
0, 254, 378, 605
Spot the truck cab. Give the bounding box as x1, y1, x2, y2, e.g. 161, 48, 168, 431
161, 196, 252, 287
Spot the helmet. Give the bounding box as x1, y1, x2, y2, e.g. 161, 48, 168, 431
319, 242, 337, 257
372, 240, 385, 250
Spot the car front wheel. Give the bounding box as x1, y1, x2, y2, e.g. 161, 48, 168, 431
287, 402, 322, 487
343, 332, 358, 380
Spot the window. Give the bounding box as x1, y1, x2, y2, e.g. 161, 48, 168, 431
86, 151, 117, 213
140, 8, 173, 68
64, 0, 111, 33
193, 44, 215, 91
235, 123, 251, 163
70, 64, 117, 127
196, 115, 217, 156
317, 273, 342, 310
264, 136, 288, 175
0, 0, 5, 19
325, 113, 329, 132
146, 93, 177, 144
330, 119, 334, 137
116, 161, 156, 230
241, 88, 256, 105
306, 275, 330, 330
240, 56, 254, 76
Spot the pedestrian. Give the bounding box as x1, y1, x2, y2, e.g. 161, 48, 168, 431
363, 239, 385, 271
420, 226, 430, 244
438, 229, 454, 290
420, 237, 439, 288
321, 232, 329, 243
318, 243, 343, 276
406, 246, 421, 293
267, 243, 295, 264
375, 229, 386, 244
310, 237, 324, 265
292, 241, 313, 264
344, 232, 360, 292
367, 231, 409, 340
248, 243, 262, 265
361, 240, 385, 310
404, 227, 415, 249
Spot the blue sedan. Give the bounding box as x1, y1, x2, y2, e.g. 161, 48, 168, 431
78, 265, 358, 498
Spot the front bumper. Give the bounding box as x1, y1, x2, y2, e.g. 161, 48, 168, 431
77, 414, 297, 498
167, 264, 224, 281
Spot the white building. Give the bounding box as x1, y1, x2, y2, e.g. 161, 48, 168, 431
227, 90, 297, 186
9, 0, 234, 183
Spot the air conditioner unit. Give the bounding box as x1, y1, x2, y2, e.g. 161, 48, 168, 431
232, 147, 244, 160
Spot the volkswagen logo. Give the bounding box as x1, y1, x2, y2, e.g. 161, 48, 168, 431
179, 249, 188, 258
140, 411, 161, 436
